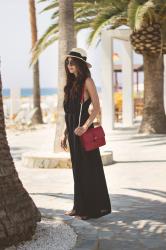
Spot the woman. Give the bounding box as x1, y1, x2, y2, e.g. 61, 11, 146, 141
61, 48, 111, 220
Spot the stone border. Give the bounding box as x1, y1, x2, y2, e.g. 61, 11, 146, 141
22, 150, 113, 169
42, 214, 99, 250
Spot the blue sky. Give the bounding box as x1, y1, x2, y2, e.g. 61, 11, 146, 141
0, 0, 143, 89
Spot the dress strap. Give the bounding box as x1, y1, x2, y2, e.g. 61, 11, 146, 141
78, 82, 86, 127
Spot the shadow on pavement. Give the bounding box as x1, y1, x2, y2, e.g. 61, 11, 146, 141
31, 189, 166, 249
90, 190, 166, 249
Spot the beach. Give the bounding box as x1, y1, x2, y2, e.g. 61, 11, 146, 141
3, 94, 57, 122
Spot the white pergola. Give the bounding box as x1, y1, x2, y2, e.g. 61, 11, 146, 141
101, 28, 166, 138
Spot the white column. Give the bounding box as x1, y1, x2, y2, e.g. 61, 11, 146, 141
101, 31, 114, 137
121, 41, 134, 126
164, 55, 166, 113
10, 86, 20, 119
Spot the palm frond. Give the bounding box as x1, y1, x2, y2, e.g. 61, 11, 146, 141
75, 20, 93, 32
40, 1, 58, 13
75, 4, 97, 14
75, 9, 98, 19
127, 0, 142, 29
74, 2, 95, 8
109, 0, 130, 11
50, 9, 59, 20
136, 1, 156, 29
128, 0, 159, 30
156, 1, 166, 22
30, 22, 58, 66
36, 23, 58, 48
37, 0, 50, 3
87, 7, 124, 45
108, 11, 128, 27
74, 0, 101, 3
30, 35, 58, 66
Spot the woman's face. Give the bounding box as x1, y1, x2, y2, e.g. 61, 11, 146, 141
66, 57, 78, 75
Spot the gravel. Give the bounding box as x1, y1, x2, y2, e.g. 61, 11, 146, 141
6, 219, 77, 250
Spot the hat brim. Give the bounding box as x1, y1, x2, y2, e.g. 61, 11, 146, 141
66, 55, 92, 68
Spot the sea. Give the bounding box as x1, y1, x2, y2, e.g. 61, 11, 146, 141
2, 87, 101, 97
2, 88, 57, 97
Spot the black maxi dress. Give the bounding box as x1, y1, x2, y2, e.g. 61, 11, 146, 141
63, 87, 111, 218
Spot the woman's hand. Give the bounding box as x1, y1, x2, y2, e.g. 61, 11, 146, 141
60, 134, 68, 151
74, 125, 88, 136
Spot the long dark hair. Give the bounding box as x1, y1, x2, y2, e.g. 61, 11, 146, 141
63, 57, 91, 103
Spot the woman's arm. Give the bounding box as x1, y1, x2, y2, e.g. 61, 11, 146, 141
61, 124, 68, 151
63, 124, 68, 137
74, 77, 100, 136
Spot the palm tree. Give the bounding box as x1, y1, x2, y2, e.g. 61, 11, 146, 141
29, 0, 43, 124
54, 0, 76, 151
0, 68, 41, 248
128, 0, 166, 133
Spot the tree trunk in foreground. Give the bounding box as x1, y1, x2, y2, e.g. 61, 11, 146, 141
139, 54, 166, 133
0, 71, 41, 249
54, 0, 76, 152
29, 0, 43, 124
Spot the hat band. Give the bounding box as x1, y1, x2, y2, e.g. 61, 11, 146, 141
69, 51, 87, 61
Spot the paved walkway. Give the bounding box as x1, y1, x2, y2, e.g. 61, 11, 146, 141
7, 123, 166, 250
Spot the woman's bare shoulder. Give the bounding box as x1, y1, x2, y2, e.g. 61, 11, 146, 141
85, 77, 95, 87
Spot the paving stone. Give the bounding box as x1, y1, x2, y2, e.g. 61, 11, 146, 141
74, 239, 99, 250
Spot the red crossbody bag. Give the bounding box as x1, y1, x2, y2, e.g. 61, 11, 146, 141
78, 82, 106, 151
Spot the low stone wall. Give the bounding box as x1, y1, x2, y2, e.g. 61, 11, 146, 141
22, 150, 113, 168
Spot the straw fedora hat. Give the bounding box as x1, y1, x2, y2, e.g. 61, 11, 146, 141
66, 48, 92, 68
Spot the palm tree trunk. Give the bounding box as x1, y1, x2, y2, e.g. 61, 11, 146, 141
0, 70, 41, 248
29, 0, 43, 124
139, 54, 166, 133
54, 0, 76, 152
